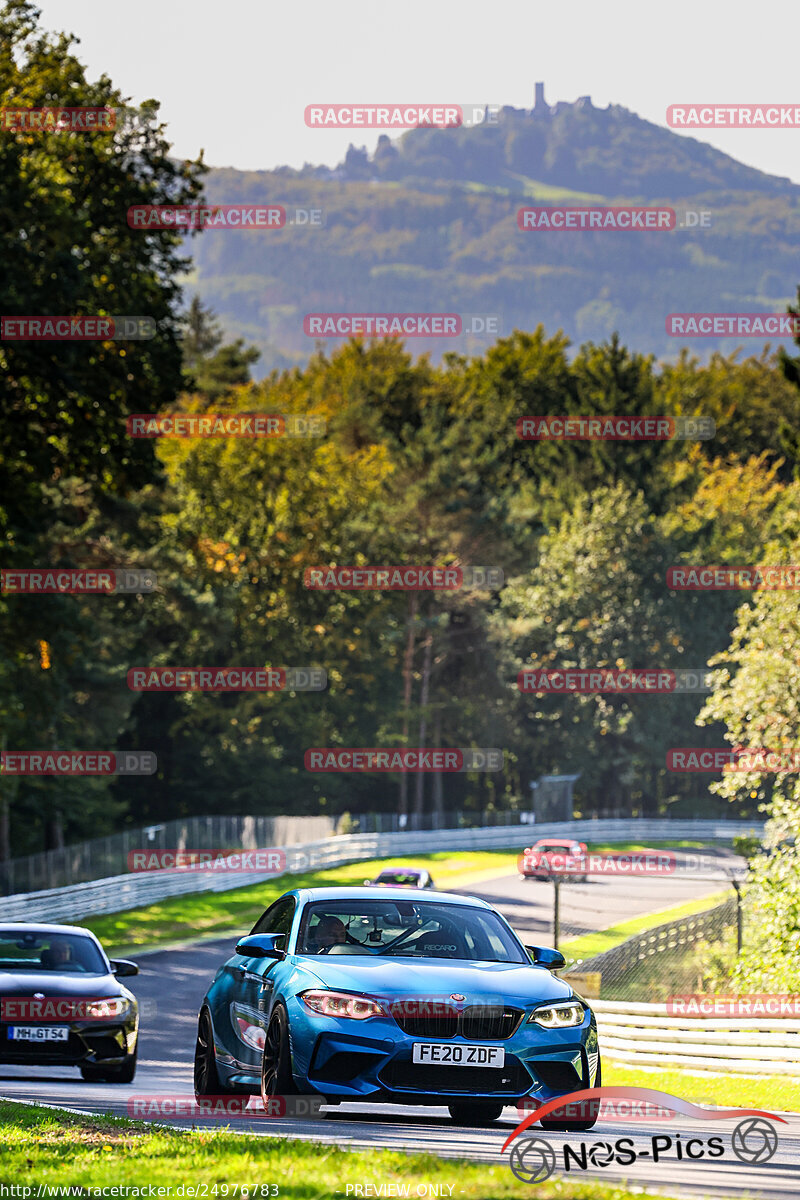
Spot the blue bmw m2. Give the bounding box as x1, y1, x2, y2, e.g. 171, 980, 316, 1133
193, 886, 601, 1128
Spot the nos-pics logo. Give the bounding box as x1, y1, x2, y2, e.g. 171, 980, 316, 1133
503, 1089, 782, 1183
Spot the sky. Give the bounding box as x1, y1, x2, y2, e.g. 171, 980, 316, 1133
34, 0, 800, 183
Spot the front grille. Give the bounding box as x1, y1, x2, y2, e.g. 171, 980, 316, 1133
381, 1057, 529, 1095
392, 1005, 523, 1040
462, 1006, 522, 1039
392, 1007, 459, 1038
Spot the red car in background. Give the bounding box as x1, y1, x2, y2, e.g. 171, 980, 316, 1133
520, 838, 589, 882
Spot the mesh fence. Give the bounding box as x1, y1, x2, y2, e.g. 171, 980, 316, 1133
0, 808, 531, 895
0, 813, 335, 895
514, 844, 749, 1002
562, 893, 743, 1001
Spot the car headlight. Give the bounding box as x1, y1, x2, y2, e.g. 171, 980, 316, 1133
83, 998, 130, 1019
299, 990, 385, 1019
529, 1001, 585, 1028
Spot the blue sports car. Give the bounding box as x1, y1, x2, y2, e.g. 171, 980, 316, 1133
193, 886, 600, 1128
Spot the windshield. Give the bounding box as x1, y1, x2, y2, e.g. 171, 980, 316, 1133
297, 900, 527, 962
376, 872, 420, 885
0, 930, 107, 974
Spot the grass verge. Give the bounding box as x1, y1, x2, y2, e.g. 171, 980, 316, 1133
561, 889, 731, 964
604, 1061, 800, 1114
0, 1099, 721, 1197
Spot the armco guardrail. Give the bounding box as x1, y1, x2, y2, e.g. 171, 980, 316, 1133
565, 895, 739, 987
594, 999, 800, 1076
0, 809, 533, 894
0, 818, 761, 925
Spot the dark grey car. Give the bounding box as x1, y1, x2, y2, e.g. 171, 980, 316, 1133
0, 923, 139, 1082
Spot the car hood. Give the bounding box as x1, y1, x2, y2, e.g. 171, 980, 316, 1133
296, 957, 574, 1005
0, 971, 123, 998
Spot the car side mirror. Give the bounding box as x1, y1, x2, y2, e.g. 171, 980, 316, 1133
236, 934, 286, 960
526, 945, 566, 970
110, 959, 139, 977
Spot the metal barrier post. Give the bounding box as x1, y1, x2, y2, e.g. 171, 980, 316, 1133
553, 876, 560, 950
732, 877, 743, 954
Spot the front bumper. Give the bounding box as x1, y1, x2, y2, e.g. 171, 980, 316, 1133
0, 1020, 137, 1067
286, 997, 599, 1105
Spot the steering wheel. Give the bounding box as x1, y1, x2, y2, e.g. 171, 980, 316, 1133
376, 925, 427, 955
318, 932, 365, 954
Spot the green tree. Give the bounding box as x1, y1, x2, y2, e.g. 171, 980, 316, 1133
180, 296, 260, 400
697, 291, 800, 987
0, 0, 204, 852
497, 484, 732, 817
699, 518, 800, 988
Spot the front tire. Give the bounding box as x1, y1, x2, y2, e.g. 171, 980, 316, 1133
104, 1049, 137, 1083
540, 1059, 602, 1132
448, 1101, 504, 1126
80, 1049, 137, 1084
260, 1003, 296, 1103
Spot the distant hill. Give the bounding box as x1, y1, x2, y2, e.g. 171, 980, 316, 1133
187, 86, 800, 376
327, 89, 797, 198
